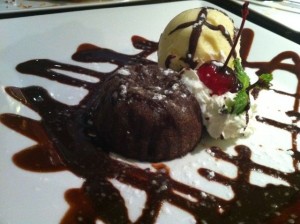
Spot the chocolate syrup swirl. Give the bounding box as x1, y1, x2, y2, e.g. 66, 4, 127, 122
1, 30, 300, 223
241, 28, 300, 152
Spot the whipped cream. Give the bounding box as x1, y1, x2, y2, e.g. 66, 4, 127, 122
181, 69, 255, 139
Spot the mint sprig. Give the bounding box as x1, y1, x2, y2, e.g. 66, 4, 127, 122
225, 59, 272, 115
254, 73, 273, 89
235, 58, 250, 90
226, 90, 249, 115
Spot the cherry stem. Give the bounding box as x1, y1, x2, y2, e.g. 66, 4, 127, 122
222, 1, 249, 70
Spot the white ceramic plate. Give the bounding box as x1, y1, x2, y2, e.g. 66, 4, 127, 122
0, 1, 300, 223
232, 0, 300, 32
0, 0, 145, 14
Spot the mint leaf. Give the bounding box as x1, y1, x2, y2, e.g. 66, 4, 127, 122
225, 60, 272, 115
256, 73, 273, 89
234, 58, 250, 91
259, 73, 273, 83
230, 91, 249, 114
225, 59, 250, 115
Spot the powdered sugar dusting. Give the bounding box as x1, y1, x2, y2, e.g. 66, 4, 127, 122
172, 83, 179, 90
120, 84, 128, 97
152, 93, 166, 100
118, 68, 131, 76
163, 68, 175, 76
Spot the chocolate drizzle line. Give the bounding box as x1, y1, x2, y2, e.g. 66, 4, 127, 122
1, 30, 300, 223
241, 28, 300, 151
167, 7, 236, 69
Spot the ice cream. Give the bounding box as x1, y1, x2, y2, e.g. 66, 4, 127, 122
158, 7, 239, 72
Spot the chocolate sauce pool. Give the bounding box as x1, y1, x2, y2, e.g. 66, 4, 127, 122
1, 29, 300, 223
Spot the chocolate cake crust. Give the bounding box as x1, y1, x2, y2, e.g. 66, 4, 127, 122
91, 64, 202, 162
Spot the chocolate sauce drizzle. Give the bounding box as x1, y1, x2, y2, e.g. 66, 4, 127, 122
166, 7, 236, 69
1, 30, 300, 223
241, 28, 300, 152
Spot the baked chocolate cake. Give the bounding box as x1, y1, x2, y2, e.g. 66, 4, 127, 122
91, 64, 202, 162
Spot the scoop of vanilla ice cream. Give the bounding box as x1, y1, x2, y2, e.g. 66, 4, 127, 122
158, 7, 239, 72
181, 69, 255, 139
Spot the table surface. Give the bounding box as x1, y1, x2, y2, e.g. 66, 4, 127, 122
232, 0, 300, 32
0, 0, 147, 14
0, 0, 299, 45
208, 0, 300, 45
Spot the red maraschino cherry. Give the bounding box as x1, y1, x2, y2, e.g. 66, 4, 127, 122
198, 61, 241, 95
197, 2, 249, 96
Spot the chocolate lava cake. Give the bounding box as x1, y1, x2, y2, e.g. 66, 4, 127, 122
91, 64, 202, 162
